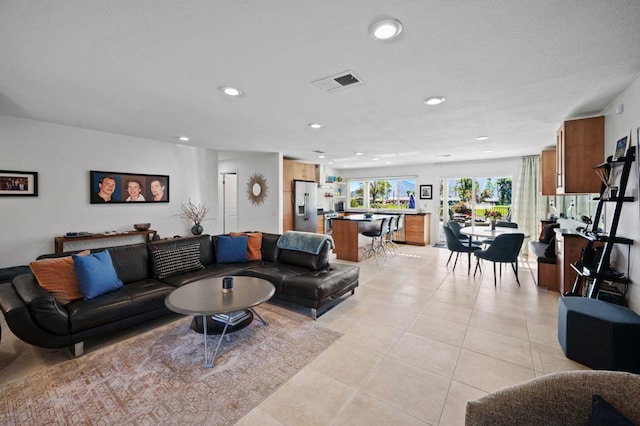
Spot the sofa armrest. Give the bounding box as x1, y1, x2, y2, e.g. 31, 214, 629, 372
12, 273, 70, 335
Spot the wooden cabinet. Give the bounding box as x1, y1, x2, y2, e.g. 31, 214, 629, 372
556, 116, 604, 194
540, 148, 556, 195
293, 162, 316, 181
282, 159, 316, 232
404, 214, 430, 246
317, 216, 324, 234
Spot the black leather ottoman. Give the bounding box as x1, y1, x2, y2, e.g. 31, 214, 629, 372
558, 296, 640, 373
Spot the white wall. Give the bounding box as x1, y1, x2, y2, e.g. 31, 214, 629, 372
218, 153, 282, 234
337, 157, 523, 241
600, 75, 640, 311
0, 115, 219, 267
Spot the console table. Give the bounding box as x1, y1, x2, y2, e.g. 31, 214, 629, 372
54, 230, 157, 253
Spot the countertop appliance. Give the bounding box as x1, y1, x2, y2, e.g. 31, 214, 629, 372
294, 180, 318, 232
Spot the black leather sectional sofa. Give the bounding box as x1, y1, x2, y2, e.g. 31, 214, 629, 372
0, 233, 359, 356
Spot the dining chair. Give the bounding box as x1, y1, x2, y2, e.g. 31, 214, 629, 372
447, 221, 482, 246
360, 217, 391, 265
473, 233, 525, 286
443, 226, 482, 273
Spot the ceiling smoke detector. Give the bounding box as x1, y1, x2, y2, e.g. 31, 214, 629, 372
311, 71, 363, 93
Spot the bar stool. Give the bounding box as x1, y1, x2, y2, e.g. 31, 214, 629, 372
385, 214, 405, 256
360, 217, 391, 265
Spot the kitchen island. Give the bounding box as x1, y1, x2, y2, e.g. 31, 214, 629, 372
332, 214, 395, 262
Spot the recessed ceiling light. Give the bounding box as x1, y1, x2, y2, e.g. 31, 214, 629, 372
424, 96, 446, 106
369, 18, 403, 41
385, 162, 391, 165
484, 150, 493, 153
475, 136, 489, 141
218, 86, 242, 97
177, 136, 190, 142
328, 161, 334, 164
354, 152, 363, 156
372, 157, 379, 161
318, 155, 326, 159
309, 123, 323, 129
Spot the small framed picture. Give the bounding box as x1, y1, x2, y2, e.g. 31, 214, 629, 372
0, 170, 38, 197
419, 184, 433, 200
613, 135, 630, 161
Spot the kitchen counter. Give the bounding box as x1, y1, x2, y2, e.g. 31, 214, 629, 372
332, 214, 395, 262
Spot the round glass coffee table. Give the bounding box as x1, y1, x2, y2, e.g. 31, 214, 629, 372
165, 276, 275, 368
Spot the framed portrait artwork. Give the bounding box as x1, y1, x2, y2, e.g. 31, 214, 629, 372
90, 170, 169, 204
0, 170, 38, 197
419, 184, 433, 200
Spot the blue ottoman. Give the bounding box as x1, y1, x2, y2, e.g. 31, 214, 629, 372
558, 297, 640, 373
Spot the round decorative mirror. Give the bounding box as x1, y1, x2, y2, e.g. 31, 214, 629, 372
252, 183, 261, 197
246, 173, 268, 205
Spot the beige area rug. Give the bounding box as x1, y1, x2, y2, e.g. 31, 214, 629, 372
0, 303, 342, 425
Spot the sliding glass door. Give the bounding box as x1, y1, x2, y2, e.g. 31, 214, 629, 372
438, 176, 513, 242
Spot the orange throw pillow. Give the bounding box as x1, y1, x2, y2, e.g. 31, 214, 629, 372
230, 232, 262, 260
29, 250, 90, 305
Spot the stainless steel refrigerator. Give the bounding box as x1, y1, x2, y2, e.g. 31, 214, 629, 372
294, 180, 318, 232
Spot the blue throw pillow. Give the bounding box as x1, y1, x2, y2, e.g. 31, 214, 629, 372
217, 235, 249, 263
72, 250, 123, 300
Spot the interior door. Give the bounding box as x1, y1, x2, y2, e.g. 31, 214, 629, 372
223, 173, 238, 233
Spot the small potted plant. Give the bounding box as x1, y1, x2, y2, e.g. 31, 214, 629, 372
177, 198, 210, 235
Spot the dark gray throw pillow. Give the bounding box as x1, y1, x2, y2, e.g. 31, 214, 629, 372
544, 236, 556, 258
588, 394, 635, 426
540, 223, 560, 243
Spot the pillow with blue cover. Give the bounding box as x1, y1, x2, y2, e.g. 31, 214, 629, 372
217, 235, 249, 263
72, 250, 123, 300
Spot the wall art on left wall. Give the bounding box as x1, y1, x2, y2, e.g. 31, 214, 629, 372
90, 170, 169, 204
0, 170, 38, 197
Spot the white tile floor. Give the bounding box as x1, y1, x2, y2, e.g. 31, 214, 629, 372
0, 244, 588, 425
238, 244, 588, 425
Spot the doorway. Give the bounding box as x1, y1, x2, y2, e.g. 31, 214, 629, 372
438, 176, 513, 242
222, 173, 238, 233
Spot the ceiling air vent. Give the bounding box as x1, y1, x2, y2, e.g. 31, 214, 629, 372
311, 70, 363, 93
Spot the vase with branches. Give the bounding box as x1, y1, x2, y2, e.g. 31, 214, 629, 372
177, 199, 210, 235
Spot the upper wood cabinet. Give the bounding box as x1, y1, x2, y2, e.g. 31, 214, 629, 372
540, 148, 557, 195
293, 162, 316, 181
556, 116, 604, 194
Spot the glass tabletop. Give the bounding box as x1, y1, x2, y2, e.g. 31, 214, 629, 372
165, 276, 275, 316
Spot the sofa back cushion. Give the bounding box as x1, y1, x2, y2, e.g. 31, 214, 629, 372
261, 233, 280, 262
149, 243, 205, 279
107, 243, 150, 284
148, 235, 213, 276
278, 240, 331, 271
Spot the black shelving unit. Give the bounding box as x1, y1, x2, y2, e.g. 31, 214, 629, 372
569, 145, 636, 302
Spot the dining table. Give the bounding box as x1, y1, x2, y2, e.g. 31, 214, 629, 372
460, 225, 530, 240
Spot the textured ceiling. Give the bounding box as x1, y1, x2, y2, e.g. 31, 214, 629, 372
1, 1, 639, 169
